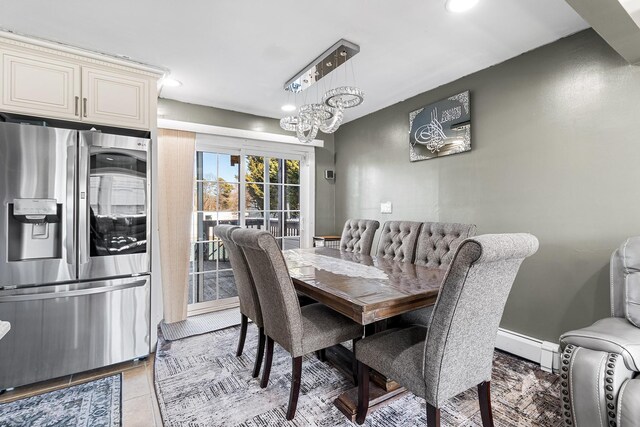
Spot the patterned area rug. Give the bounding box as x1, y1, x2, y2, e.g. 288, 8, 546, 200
0, 375, 121, 427
155, 326, 563, 426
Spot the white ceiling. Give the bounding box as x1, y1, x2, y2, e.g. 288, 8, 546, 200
619, 0, 640, 24
1, 0, 588, 123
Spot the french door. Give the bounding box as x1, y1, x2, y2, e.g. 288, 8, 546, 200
188, 140, 312, 309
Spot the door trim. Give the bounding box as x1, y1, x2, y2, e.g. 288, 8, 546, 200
187, 297, 239, 317
158, 118, 324, 148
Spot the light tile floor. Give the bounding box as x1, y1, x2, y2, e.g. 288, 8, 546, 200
0, 354, 162, 426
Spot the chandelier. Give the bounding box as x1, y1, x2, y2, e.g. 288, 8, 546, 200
280, 40, 364, 143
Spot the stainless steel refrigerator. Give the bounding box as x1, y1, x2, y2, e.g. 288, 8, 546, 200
0, 121, 151, 390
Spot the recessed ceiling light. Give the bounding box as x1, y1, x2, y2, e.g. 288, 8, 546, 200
281, 104, 296, 112
160, 77, 182, 87
445, 0, 479, 13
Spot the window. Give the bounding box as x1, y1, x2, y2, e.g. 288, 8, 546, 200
188, 146, 307, 308
245, 156, 301, 249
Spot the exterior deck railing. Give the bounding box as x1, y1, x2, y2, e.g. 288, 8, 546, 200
196, 218, 300, 262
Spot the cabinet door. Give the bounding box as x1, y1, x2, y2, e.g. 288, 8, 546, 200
1, 49, 81, 120
82, 66, 150, 130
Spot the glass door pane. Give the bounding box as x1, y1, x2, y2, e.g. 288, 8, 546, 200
265, 157, 300, 249
89, 150, 147, 257
245, 155, 265, 231
190, 151, 240, 305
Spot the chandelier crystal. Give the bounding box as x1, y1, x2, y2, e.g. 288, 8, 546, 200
323, 86, 364, 109
280, 86, 364, 143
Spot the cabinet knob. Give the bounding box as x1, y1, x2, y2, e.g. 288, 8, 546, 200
75, 96, 79, 116
82, 98, 88, 118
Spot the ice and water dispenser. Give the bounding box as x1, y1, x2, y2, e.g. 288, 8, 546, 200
7, 198, 63, 261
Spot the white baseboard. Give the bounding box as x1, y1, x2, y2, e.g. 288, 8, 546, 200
495, 328, 560, 373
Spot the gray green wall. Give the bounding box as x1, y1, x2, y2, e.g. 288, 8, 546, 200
334, 29, 640, 343
158, 98, 336, 234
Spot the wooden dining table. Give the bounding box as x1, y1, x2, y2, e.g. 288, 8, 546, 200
283, 247, 447, 421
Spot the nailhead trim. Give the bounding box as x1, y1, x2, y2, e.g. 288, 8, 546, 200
562, 345, 575, 425
604, 353, 618, 427
561, 348, 621, 427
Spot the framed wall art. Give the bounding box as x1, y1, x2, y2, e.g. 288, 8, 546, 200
409, 90, 471, 162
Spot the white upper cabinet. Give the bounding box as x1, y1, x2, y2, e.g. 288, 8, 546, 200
1, 49, 81, 120
0, 34, 161, 130
82, 67, 149, 129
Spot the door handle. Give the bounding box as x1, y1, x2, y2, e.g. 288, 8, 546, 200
0, 280, 147, 302
75, 96, 79, 116
66, 144, 76, 266
83, 98, 87, 118
78, 136, 90, 267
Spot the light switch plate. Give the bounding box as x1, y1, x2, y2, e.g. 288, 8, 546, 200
380, 201, 392, 214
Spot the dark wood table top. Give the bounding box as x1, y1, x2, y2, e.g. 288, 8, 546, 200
283, 247, 445, 325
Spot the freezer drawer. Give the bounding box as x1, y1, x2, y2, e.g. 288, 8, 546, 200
0, 276, 150, 390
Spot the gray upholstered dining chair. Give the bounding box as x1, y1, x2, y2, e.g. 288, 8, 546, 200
376, 221, 422, 263
414, 222, 477, 269
393, 221, 477, 328
232, 228, 364, 420
339, 219, 380, 255
354, 233, 539, 426
214, 225, 265, 378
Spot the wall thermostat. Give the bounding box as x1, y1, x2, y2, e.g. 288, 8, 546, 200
325, 170, 335, 180
380, 201, 393, 214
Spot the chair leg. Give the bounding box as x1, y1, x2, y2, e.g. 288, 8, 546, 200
478, 381, 494, 427
236, 314, 248, 357
426, 403, 441, 427
355, 361, 370, 425
286, 356, 303, 421
315, 349, 327, 362
260, 336, 274, 388
252, 327, 266, 378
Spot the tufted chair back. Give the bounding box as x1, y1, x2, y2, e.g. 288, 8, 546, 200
231, 228, 304, 356
414, 222, 477, 269
423, 234, 539, 406
339, 219, 380, 255
213, 225, 263, 327
375, 221, 422, 263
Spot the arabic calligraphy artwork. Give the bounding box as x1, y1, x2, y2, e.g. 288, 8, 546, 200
409, 90, 471, 162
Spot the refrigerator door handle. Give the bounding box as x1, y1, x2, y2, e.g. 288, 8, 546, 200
65, 143, 76, 267
78, 132, 90, 266
0, 279, 146, 302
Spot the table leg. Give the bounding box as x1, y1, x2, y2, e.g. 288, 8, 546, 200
327, 320, 408, 422
324, 344, 354, 378
371, 370, 401, 391
334, 382, 406, 422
